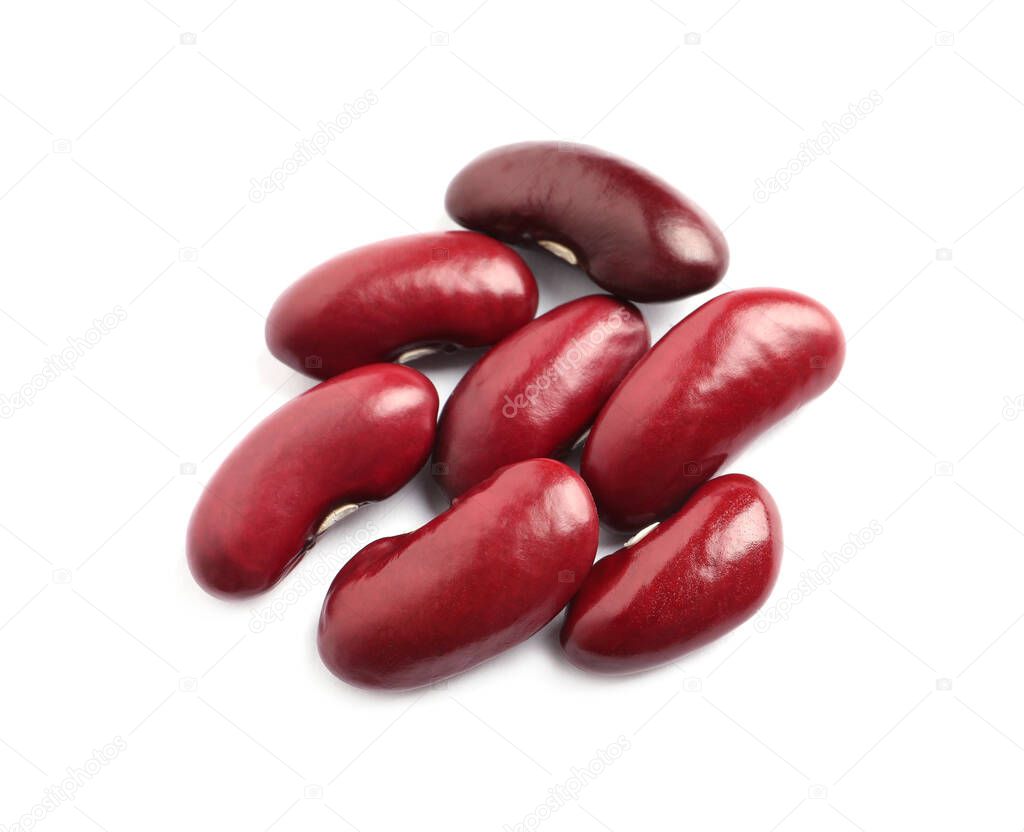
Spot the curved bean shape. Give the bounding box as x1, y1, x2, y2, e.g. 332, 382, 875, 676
187, 365, 438, 597
266, 231, 538, 379
318, 459, 598, 689
432, 295, 650, 499
561, 474, 781, 674
445, 141, 728, 302
582, 288, 844, 531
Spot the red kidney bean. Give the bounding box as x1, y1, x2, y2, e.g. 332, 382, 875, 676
582, 288, 844, 531
187, 365, 438, 598
445, 141, 729, 302
266, 231, 538, 380
561, 474, 781, 674
432, 295, 649, 499
318, 458, 598, 689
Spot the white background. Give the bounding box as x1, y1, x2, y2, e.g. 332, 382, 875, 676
1, 1, 1022, 830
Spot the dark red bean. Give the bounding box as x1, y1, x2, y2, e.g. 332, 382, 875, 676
318, 459, 598, 689
266, 231, 537, 380
432, 295, 649, 499
561, 474, 782, 674
445, 141, 728, 302
582, 288, 844, 531
187, 365, 437, 597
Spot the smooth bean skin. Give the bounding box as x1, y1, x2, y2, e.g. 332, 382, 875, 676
187, 365, 438, 598
445, 142, 728, 302
432, 295, 650, 499
266, 231, 538, 380
561, 474, 782, 674
318, 459, 599, 689
582, 288, 844, 531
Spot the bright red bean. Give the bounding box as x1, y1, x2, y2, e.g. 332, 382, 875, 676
266, 231, 538, 380
318, 459, 599, 689
561, 474, 782, 674
187, 365, 438, 597
432, 295, 649, 499
582, 288, 844, 531
445, 142, 728, 302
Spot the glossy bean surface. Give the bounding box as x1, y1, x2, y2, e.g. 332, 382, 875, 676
445, 141, 728, 302
561, 474, 781, 674
187, 365, 438, 597
433, 295, 649, 499
266, 231, 537, 379
582, 288, 844, 531
318, 459, 598, 689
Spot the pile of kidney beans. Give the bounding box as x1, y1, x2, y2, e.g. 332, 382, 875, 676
187, 141, 845, 689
